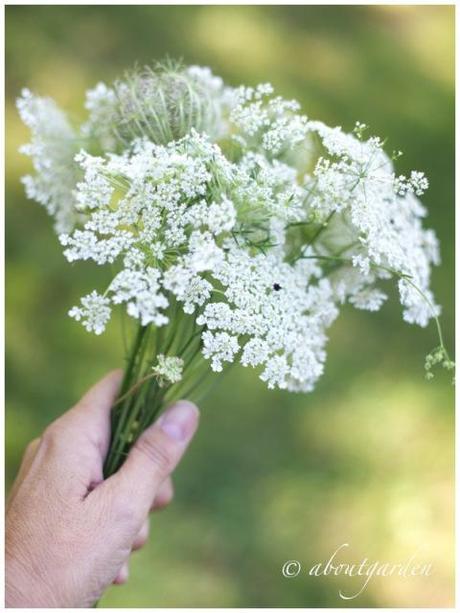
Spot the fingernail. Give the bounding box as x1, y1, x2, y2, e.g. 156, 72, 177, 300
158, 401, 199, 442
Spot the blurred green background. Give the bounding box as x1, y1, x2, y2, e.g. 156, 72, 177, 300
5, 5, 454, 608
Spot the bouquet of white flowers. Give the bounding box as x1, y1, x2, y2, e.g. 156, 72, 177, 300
17, 61, 453, 477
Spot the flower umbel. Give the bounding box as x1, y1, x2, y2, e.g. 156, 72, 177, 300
153, 355, 184, 386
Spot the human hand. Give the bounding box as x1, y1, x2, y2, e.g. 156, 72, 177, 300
5, 370, 199, 607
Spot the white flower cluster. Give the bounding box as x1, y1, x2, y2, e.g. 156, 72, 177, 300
17, 64, 443, 391
304, 121, 440, 327
16, 89, 80, 233
153, 355, 184, 385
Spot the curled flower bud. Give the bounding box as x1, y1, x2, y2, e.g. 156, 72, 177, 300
111, 62, 225, 146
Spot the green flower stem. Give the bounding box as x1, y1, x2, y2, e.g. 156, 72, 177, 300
169, 360, 210, 402
288, 210, 337, 264
104, 324, 150, 476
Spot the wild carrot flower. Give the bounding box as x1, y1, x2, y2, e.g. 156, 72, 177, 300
17, 61, 453, 473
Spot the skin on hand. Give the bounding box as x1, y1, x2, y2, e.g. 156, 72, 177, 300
5, 370, 200, 608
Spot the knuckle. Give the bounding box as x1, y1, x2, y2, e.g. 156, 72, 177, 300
109, 491, 139, 528
25, 438, 39, 455
134, 436, 175, 475
142, 520, 150, 538
41, 423, 61, 446
133, 522, 149, 550
155, 486, 174, 509
134, 537, 147, 550
163, 487, 174, 505
39, 422, 71, 460
133, 534, 148, 550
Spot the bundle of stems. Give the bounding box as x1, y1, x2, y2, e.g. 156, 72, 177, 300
103, 302, 207, 477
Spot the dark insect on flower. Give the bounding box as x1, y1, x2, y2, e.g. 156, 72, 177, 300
273, 283, 282, 291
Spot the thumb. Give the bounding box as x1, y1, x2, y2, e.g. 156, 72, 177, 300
101, 400, 199, 522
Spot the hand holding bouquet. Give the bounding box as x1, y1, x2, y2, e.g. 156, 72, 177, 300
17, 61, 453, 476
